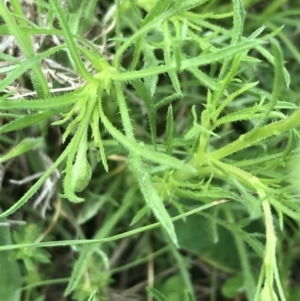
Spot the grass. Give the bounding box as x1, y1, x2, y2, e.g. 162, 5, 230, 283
0, 0, 300, 300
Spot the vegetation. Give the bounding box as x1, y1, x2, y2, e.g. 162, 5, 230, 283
0, 0, 300, 300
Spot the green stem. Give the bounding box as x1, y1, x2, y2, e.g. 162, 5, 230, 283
114, 82, 135, 140
225, 209, 256, 300
0, 200, 225, 251
255, 180, 285, 301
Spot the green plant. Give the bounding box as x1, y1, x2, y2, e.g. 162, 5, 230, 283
0, 0, 300, 300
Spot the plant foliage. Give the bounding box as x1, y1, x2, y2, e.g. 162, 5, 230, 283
0, 0, 300, 300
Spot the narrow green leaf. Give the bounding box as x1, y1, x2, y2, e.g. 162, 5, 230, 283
255, 45, 290, 88
215, 81, 259, 118
129, 38, 144, 71
166, 105, 174, 155
0, 111, 54, 134
0, 138, 43, 163
30, 72, 45, 100
90, 107, 108, 172
270, 197, 300, 222
0, 143, 70, 217
0, 0, 50, 98
171, 0, 209, 11
274, 101, 299, 110
231, 178, 262, 220
50, 0, 92, 80
187, 67, 220, 91
79, 0, 98, 34
154, 93, 182, 110
130, 79, 157, 147
212, 54, 242, 107
64, 248, 93, 296
129, 0, 142, 21
215, 105, 260, 128
0, 113, 21, 118
87, 290, 97, 301
221, 273, 244, 298
185, 123, 220, 141
218, 0, 245, 80
0, 24, 53, 35
115, 0, 122, 51
142, 0, 173, 26
147, 287, 168, 301
0, 44, 66, 93
143, 43, 159, 97
281, 129, 297, 161
0, 52, 20, 63
77, 195, 108, 225
0, 64, 18, 74
248, 26, 266, 40
163, 21, 181, 94
254, 38, 285, 128
130, 206, 150, 226
184, 290, 196, 301
128, 153, 178, 247
232, 0, 245, 44
0, 87, 83, 110
175, 185, 240, 203
174, 42, 182, 70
